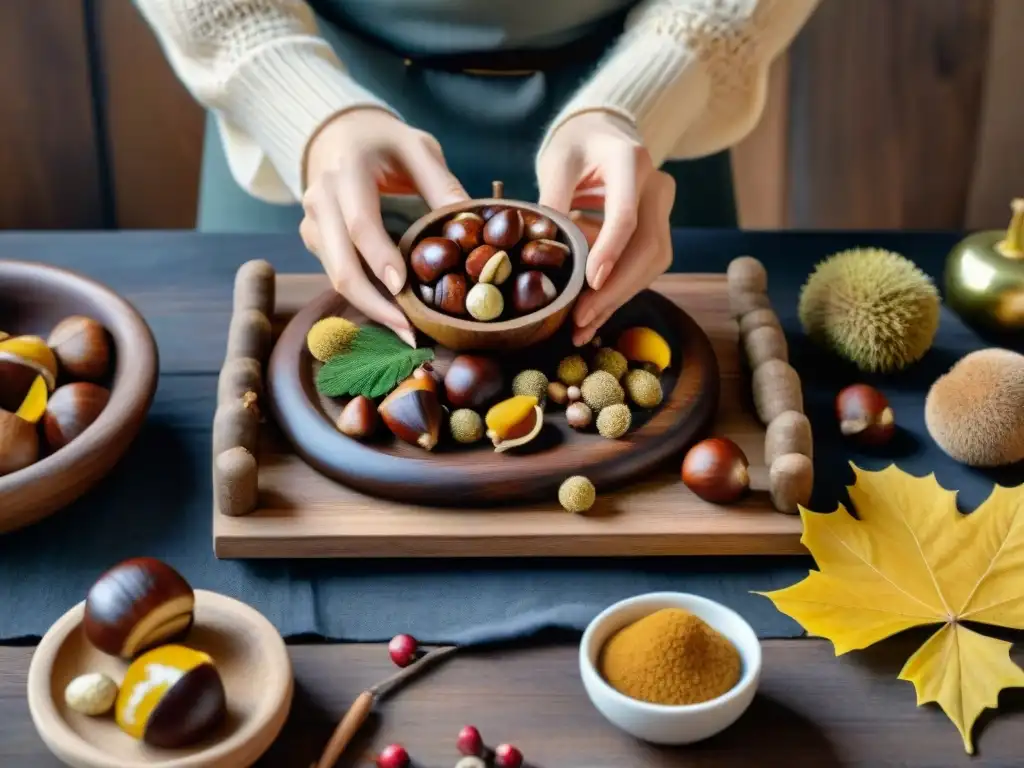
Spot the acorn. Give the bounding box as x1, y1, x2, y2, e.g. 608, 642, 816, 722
84, 557, 195, 658
485, 395, 543, 452
115, 644, 226, 747
444, 355, 504, 409
42, 382, 110, 452
337, 395, 377, 439
47, 316, 112, 382
0, 408, 39, 476
379, 375, 443, 451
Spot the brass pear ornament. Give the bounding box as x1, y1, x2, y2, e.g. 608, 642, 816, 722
945, 198, 1024, 330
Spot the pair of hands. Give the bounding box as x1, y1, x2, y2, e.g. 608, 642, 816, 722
300, 108, 674, 348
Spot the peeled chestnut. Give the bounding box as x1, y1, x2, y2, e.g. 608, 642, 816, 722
836, 384, 895, 445
523, 211, 558, 241
434, 273, 469, 316
409, 237, 462, 283
378, 374, 443, 450
465, 245, 512, 285
84, 557, 195, 658
521, 239, 569, 270
42, 382, 110, 452
443, 212, 484, 252
513, 271, 557, 314
681, 437, 750, 504
337, 395, 377, 439
444, 354, 504, 409
47, 315, 112, 382
483, 208, 524, 249
0, 408, 39, 476
115, 644, 226, 747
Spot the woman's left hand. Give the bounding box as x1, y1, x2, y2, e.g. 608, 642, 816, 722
537, 112, 675, 346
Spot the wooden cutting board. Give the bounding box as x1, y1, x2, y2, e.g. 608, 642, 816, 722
213, 273, 806, 559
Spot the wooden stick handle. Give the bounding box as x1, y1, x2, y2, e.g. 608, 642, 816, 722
313, 690, 375, 768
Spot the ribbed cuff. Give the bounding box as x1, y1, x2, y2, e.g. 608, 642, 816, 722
538, 34, 707, 170
218, 38, 400, 198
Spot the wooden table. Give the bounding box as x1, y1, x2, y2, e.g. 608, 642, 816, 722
3, 637, 1024, 766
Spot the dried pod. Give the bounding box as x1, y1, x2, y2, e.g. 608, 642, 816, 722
769, 453, 813, 514
378, 375, 443, 451
213, 394, 259, 455
218, 357, 262, 406
483, 209, 524, 249
743, 325, 788, 368
727, 256, 768, 294
233, 259, 276, 316
522, 211, 558, 241
764, 410, 813, 466
337, 395, 377, 439
47, 316, 112, 382
226, 309, 272, 362
215, 446, 259, 517
521, 239, 569, 270
444, 355, 504, 409
443, 214, 484, 252
410, 237, 462, 283
485, 395, 543, 452
435, 273, 468, 316
751, 359, 803, 425
738, 308, 782, 340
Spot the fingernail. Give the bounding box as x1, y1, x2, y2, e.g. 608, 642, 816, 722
384, 265, 404, 295
593, 264, 609, 290
397, 327, 417, 348
577, 307, 594, 327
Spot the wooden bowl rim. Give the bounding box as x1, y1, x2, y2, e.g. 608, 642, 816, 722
26, 589, 293, 768
0, 259, 158, 528
396, 197, 588, 333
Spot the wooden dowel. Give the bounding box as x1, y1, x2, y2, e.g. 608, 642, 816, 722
312, 690, 375, 768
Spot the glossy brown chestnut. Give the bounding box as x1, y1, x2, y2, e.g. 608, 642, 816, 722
378, 375, 443, 451
442, 213, 484, 252
0, 408, 39, 476
47, 315, 112, 382
0, 361, 38, 413
42, 382, 110, 452
836, 384, 895, 445
84, 556, 196, 658
435, 272, 468, 316
338, 395, 377, 439
444, 354, 504, 409
512, 270, 557, 315
409, 237, 462, 283
479, 204, 506, 222
522, 211, 559, 241
521, 239, 569, 270
483, 209, 524, 249
681, 437, 750, 504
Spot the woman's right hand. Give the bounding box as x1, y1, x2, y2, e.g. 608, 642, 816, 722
300, 108, 469, 346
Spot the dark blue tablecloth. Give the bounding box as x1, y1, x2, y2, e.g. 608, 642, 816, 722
1, 230, 1020, 645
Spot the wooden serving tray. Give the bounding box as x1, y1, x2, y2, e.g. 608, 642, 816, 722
211, 271, 805, 559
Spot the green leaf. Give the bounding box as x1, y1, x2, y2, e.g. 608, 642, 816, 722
316, 325, 434, 399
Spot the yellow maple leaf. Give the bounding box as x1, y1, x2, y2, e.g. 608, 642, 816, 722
759, 463, 1024, 754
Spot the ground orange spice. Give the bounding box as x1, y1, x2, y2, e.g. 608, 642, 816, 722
598, 608, 741, 706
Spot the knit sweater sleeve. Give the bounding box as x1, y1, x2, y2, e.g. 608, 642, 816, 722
539, 0, 821, 168
133, 0, 399, 203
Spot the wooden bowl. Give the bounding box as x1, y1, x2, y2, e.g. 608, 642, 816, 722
27, 589, 293, 768
395, 190, 588, 351
0, 260, 158, 534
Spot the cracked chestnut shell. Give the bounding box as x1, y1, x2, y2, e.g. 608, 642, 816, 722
444, 354, 504, 409
410, 237, 461, 283
84, 557, 195, 658
378, 374, 442, 450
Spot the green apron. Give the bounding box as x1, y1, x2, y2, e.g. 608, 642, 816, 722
196, 5, 738, 265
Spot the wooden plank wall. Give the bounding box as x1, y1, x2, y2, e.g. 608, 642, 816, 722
1, 0, 1020, 232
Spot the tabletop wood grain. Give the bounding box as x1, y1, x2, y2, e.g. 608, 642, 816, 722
3, 638, 1024, 767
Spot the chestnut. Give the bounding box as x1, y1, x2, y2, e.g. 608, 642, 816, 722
434, 272, 468, 316
418, 283, 435, 306
465, 245, 511, 285
521, 239, 569, 270
84, 556, 195, 658
409, 237, 462, 283
443, 212, 484, 252
836, 384, 895, 445
681, 437, 750, 504
466, 283, 504, 321
47, 315, 112, 382
378, 374, 443, 451
42, 382, 110, 452
522, 211, 558, 241
115, 644, 226, 747
337, 395, 377, 439
444, 354, 504, 409
483, 208, 524, 249
479, 204, 506, 222
513, 271, 557, 314
0, 408, 39, 476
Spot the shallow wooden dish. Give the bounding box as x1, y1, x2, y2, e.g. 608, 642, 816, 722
0, 260, 158, 534
267, 286, 719, 506
27, 590, 293, 768
395, 193, 588, 351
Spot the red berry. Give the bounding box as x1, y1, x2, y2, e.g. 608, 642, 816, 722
376, 743, 409, 768
388, 633, 419, 668
456, 725, 483, 756
495, 743, 523, 768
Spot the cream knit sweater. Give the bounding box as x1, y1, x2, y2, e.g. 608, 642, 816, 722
135, 0, 820, 204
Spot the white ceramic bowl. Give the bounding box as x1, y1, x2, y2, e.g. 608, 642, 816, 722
579, 592, 761, 745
